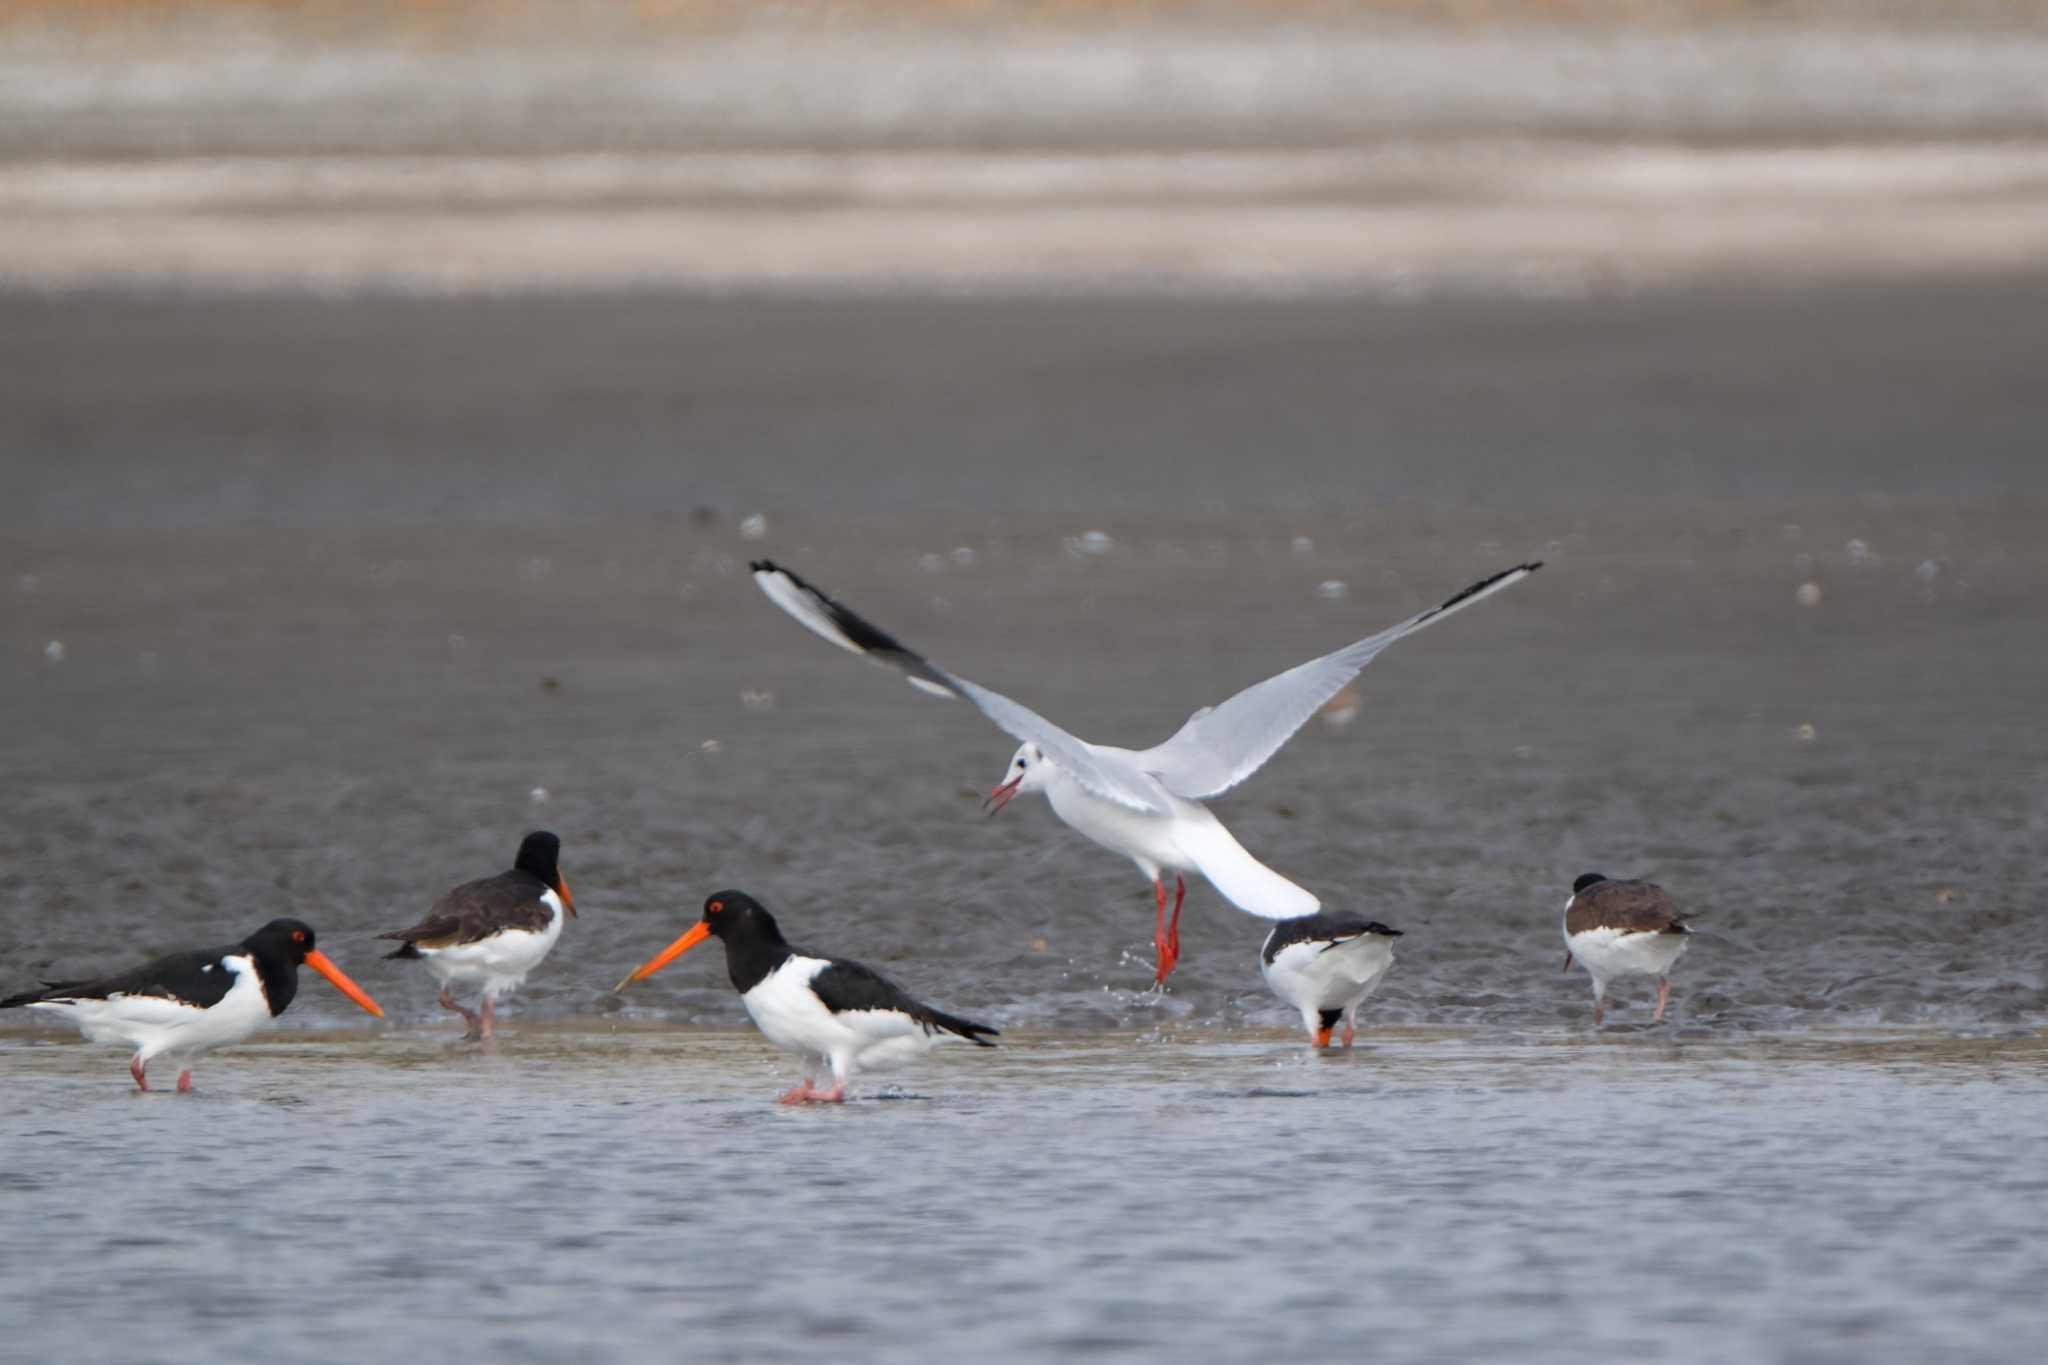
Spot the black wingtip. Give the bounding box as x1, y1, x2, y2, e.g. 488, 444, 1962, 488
1365, 922, 1405, 937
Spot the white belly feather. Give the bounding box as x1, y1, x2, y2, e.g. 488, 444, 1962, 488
414, 890, 567, 999
28, 954, 274, 1063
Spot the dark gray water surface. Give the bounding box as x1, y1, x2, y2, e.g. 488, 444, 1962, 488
3, 280, 2045, 1360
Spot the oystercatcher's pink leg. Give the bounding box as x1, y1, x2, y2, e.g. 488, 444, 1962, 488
1654, 977, 1672, 1023
1593, 1000, 1606, 1027
438, 985, 484, 1039
478, 995, 496, 1042
1341, 1019, 1356, 1048
176, 1070, 193, 1093
1562, 950, 1574, 972
130, 1056, 149, 1091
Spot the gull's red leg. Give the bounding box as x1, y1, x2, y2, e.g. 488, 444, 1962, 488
1166, 876, 1187, 966
1152, 879, 1176, 983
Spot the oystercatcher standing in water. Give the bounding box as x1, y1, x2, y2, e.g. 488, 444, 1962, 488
1561, 873, 1694, 1026
377, 831, 577, 1041
1, 918, 383, 1091
749, 558, 1539, 985
615, 890, 998, 1104
1259, 912, 1402, 1047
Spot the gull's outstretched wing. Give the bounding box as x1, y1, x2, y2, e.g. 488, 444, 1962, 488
1136, 562, 1541, 801
751, 561, 1170, 815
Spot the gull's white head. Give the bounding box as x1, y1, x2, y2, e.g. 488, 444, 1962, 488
984, 743, 1049, 815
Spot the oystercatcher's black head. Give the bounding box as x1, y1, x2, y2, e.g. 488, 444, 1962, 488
240, 919, 384, 1018
613, 889, 784, 991
1573, 872, 1609, 894
514, 830, 577, 918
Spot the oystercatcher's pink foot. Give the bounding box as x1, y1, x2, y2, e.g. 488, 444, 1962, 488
1341, 1020, 1356, 1048
438, 985, 484, 1040
778, 1078, 847, 1105
1654, 977, 1672, 1023
176, 1070, 193, 1093
130, 1057, 149, 1091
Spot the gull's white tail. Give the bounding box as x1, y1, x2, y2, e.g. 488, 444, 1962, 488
1176, 814, 1321, 920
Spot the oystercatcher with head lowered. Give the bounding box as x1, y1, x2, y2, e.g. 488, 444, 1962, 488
1260, 913, 1402, 1047
616, 890, 998, 1104
1, 918, 383, 1091
378, 831, 577, 1041
1561, 873, 1694, 1026
750, 558, 1539, 984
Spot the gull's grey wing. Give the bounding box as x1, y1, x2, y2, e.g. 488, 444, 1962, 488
1137, 562, 1541, 800
751, 561, 1170, 815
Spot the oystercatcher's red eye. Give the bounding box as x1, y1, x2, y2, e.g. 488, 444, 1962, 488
709, 900, 724, 914
292, 930, 306, 942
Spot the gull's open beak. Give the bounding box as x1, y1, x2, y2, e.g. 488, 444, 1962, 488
557, 875, 578, 919
614, 920, 711, 992
982, 775, 1023, 818
304, 949, 384, 1018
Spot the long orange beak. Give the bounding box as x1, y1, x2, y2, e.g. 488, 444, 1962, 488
557, 875, 578, 919
982, 775, 1022, 817
614, 920, 711, 992
304, 949, 385, 1018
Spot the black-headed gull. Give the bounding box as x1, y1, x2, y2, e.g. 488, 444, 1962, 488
2, 919, 383, 1091
1561, 873, 1693, 1025
1259, 912, 1402, 1047
615, 889, 999, 1104
752, 558, 1539, 982
377, 831, 578, 1041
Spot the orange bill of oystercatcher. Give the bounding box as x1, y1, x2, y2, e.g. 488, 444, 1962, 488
377, 831, 577, 1041
1561, 872, 1694, 1026
1, 918, 383, 1091
615, 889, 998, 1104
1259, 912, 1402, 1047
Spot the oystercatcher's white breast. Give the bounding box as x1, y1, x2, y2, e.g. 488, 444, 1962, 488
30, 953, 272, 1061
741, 956, 936, 1075
1261, 933, 1396, 1014
1563, 922, 1689, 982
415, 889, 567, 998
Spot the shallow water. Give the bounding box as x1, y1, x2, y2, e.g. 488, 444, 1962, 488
2, 1026, 2044, 1363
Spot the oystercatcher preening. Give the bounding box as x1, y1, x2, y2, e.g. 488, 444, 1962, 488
1561, 873, 1693, 1026
1, 918, 383, 1091
751, 558, 1539, 985
1259, 913, 1402, 1047
377, 831, 576, 1041
615, 890, 998, 1104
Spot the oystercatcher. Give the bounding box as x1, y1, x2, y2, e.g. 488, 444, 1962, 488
615, 890, 998, 1104
1259, 912, 1402, 1047
377, 831, 576, 1040
1561, 873, 1694, 1026
751, 559, 1538, 985
1, 918, 383, 1091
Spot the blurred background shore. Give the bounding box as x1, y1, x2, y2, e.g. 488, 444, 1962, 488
5, 1, 2048, 292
